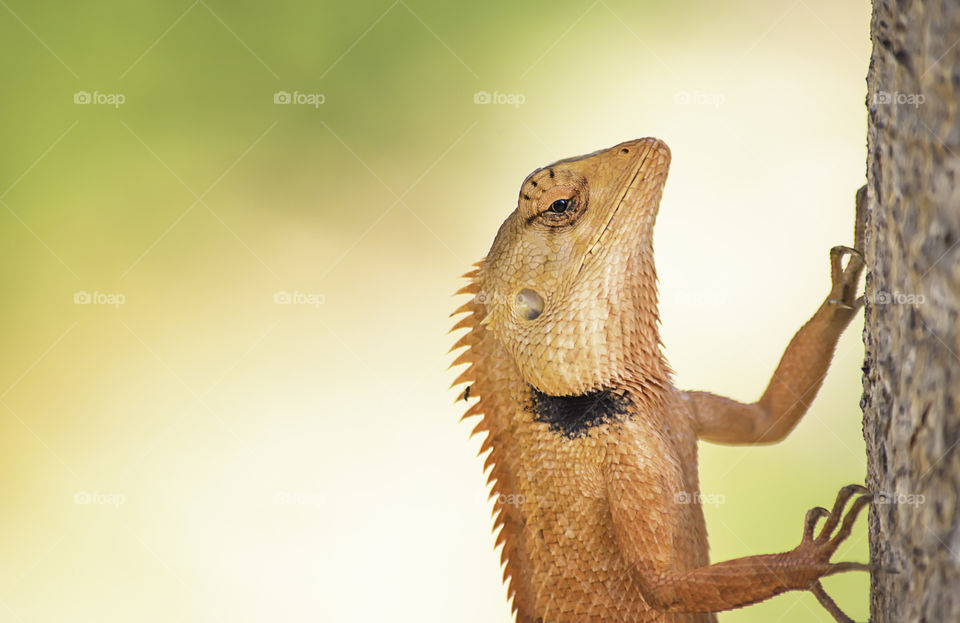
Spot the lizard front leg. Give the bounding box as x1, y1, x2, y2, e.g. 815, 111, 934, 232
689, 187, 867, 444
611, 484, 871, 619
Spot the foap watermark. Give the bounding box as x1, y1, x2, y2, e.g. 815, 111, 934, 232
875, 491, 926, 507
492, 493, 525, 507
673, 90, 725, 108
74, 491, 126, 507
873, 90, 925, 108
74, 90, 125, 108
74, 290, 125, 308
874, 290, 926, 306
474, 90, 525, 108
472, 490, 526, 508
274, 90, 325, 108
674, 491, 726, 508
273, 290, 325, 308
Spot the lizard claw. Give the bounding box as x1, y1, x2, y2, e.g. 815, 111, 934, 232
811, 581, 857, 623
824, 186, 868, 313
823, 492, 871, 552
802, 506, 830, 542
794, 484, 872, 562
792, 485, 872, 621
827, 246, 865, 311
817, 484, 869, 545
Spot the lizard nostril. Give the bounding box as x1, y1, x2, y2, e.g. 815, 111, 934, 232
514, 288, 544, 320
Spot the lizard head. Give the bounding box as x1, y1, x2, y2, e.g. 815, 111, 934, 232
479, 138, 671, 397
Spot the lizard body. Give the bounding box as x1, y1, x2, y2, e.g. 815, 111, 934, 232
450, 138, 869, 622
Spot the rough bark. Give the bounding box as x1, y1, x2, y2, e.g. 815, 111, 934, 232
863, 0, 960, 621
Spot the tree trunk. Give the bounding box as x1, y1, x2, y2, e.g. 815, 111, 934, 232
862, 0, 960, 621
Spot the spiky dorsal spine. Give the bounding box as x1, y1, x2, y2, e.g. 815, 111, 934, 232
449, 261, 537, 621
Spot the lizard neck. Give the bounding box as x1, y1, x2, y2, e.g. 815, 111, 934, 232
613, 246, 671, 393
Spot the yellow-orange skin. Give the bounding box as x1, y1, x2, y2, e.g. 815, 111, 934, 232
451, 139, 868, 622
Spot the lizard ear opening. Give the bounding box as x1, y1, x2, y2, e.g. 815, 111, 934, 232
514, 288, 544, 321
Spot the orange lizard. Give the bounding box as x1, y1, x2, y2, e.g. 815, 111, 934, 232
450, 138, 871, 622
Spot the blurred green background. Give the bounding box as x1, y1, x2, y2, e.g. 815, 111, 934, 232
0, 0, 870, 621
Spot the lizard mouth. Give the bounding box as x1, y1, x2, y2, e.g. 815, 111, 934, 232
576, 140, 662, 276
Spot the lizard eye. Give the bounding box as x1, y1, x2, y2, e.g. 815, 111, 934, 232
535, 186, 585, 227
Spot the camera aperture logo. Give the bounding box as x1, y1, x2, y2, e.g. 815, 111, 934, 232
74, 491, 126, 507
274, 90, 325, 109
74, 290, 125, 308
474, 90, 525, 108
74, 91, 126, 108
273, 290, 325, 308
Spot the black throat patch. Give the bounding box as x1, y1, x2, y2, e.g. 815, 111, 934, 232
529, 386, 632, 438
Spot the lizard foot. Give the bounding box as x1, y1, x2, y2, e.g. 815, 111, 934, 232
827, 246, 865, 311
825, 185, 868, 313
794, 484, 873, 623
